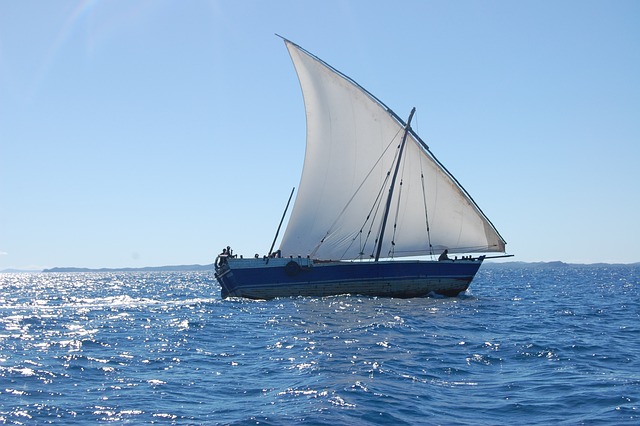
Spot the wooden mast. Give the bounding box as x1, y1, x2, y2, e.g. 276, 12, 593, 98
374, 108, 416, 262
375, 107, 416, 262
268, 187, 295, 257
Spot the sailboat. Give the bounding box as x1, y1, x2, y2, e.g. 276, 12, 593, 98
215, 38, 507, 299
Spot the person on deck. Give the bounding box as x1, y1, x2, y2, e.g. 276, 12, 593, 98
216, 248, 229, 267
438, 249, 450, 261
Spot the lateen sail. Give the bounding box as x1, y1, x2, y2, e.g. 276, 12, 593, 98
279, 40, 506, 260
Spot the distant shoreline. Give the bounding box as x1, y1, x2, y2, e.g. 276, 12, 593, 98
2, 260, 638, 274
41, 264, 214, 273
0, 264, 214, 273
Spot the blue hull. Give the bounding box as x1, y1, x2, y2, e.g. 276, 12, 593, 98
215, 257, 483, 299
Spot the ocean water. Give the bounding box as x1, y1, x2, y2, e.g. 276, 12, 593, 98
0, 264, 638, 425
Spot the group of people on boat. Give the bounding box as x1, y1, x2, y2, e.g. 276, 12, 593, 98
215, 246, 235, 268
218, 246, 473, 266
216, 245, 287, 267
438, 249, 475, 261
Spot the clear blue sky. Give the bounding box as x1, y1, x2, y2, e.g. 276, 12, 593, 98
1, 0, 639, 270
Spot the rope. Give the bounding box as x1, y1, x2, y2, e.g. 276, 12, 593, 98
312, 127, 403, 259
420, 155, 434, 257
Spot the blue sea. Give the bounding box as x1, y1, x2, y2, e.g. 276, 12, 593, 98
0, 264, 638, 425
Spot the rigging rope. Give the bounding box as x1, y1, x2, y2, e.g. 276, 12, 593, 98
420, 154, 434, 257
389, 153, 408, 258
340, 167, 390, 260
388, 177, 402, 258
310, 127, 404, 259
371, 136, 406, 259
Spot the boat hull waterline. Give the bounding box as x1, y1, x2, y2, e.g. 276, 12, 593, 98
215, 257, 484, 300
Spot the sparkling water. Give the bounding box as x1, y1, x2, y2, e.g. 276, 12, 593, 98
1, 264, 638, 424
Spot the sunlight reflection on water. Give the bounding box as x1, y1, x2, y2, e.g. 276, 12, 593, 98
0, 266, 638, 424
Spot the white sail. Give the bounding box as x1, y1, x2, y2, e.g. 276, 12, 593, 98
279, 40, 505, 260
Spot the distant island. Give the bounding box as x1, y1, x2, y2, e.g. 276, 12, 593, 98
41, 264, 214, 273
482, 261, 640, 267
